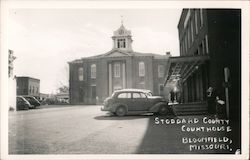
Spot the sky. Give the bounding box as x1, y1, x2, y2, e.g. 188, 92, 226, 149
8, 9, 182, 94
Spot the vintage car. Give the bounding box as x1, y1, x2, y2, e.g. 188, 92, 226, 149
101, 89, 171, 116
16, 96, 31, 110
22, 96, 41, 109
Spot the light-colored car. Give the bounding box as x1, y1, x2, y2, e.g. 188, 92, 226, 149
101, 89, 171, 116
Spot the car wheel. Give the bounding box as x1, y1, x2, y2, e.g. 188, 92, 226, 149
158, 105, 168, 115
116, 106, 126, 117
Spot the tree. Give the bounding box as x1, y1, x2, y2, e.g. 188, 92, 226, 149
57, 83, 69, 93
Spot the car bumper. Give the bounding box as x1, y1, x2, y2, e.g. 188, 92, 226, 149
101, 106, 108, 111
101, 105, 113, 112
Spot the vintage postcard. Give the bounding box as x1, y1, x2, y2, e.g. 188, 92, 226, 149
1, 0, 249, 160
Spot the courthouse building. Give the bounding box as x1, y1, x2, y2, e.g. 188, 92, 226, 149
69, 24, 171, 104
165, 9, 241, 120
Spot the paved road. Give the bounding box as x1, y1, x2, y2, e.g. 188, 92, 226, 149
9, 105, 236, 154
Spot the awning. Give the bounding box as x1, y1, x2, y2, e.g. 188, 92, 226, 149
164, 55, 209, 86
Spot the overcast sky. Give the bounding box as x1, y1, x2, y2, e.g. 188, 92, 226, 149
8, 9, 182, 94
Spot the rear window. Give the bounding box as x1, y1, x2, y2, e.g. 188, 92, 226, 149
146, 92, 153, 97
117, 92, 131, 98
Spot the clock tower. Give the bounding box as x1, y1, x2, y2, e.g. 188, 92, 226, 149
112, 24, 133, 52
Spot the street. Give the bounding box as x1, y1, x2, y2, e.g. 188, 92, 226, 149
9, 105, 237, 154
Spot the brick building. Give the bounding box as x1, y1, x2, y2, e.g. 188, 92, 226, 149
69, 24, 171, 104
16, 76, 40, 99
165, 9, 241, 151
165, 9, 240, 118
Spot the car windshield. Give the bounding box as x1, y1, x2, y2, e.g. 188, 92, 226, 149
111, 92, 117, 98
25, 97, 37, 102
25, 97, 32, 100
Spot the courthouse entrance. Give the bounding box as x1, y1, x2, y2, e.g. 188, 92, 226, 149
108, 61, 126, 95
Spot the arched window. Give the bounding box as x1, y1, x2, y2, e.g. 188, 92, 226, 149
78, 67, 84, 81
91, 64, 96, 79
139, 61, 145, 77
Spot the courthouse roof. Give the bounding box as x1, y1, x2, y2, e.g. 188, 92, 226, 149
69, 49, 170, 64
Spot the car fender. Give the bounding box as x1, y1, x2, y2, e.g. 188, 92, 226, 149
149, 102, 168, 112
111, 103, 128, 113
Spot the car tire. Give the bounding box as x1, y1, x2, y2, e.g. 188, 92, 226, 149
115, 106, 127, 117
158, 105, 168, 115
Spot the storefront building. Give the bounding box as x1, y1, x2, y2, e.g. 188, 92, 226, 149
165, 9, 241, 120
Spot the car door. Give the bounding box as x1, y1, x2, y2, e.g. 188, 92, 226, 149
131, 92, 148, 111
116, 92, 132, 109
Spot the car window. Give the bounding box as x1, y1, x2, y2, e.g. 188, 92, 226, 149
146, 92, 153, 97
140, 93, 147, 98
17, 97, 22, 102
117, 92, 131, 98
133, 93, 141, 98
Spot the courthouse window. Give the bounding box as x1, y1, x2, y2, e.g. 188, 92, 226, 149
117, 39, 126, 48
78, 67, 84, 81
114, 63, 120, 78
158, 65, 164, 78
91, 64, 96, 79
139, 61, 145, 77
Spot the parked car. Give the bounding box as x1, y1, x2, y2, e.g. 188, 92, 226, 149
22, 96, 41, 108
101, 89, 171, 116
16, 96, 31, 110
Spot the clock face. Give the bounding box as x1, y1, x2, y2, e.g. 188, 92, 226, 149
119, 30, 124, 35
